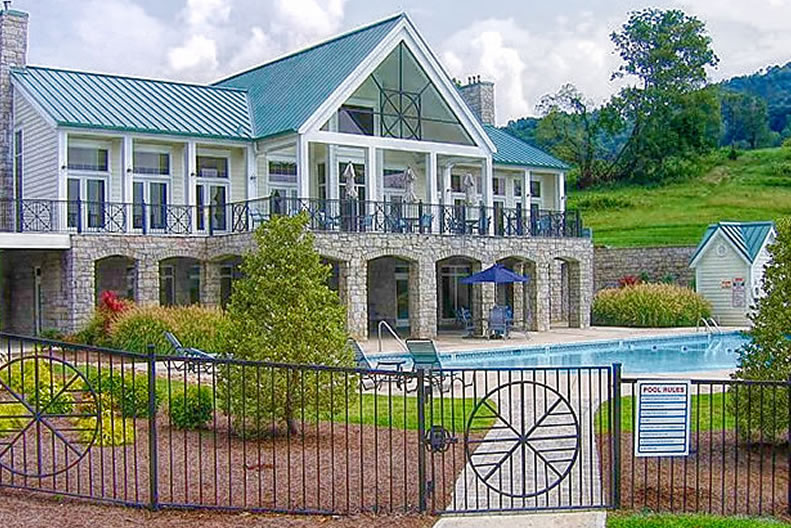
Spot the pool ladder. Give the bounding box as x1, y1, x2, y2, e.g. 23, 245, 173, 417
377, 320, 409, 354
697, 317, 723, 334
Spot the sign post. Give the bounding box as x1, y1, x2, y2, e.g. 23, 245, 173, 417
634, 380, 692, 458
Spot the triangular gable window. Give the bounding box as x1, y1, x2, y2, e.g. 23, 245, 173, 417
326, 41, 475, 146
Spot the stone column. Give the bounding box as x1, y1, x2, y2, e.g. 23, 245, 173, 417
567, 260, 581, 328
479, 260, 495, 335
535, 258, 551, 332
201, 260, 221, 308
0, 9, 28, 202
137, 257, 160, 307
409, 258, 437, 339
345, 257, 368, 340
65, 249, 96, 333
512, 262, 524, 328
523, 260, 539, 331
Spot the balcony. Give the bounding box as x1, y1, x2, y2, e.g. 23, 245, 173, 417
0, 198, 586, 239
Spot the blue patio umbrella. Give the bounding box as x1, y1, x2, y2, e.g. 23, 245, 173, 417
460, 263, 530, 284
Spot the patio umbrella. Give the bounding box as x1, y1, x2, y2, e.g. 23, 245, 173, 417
463, 172, 477, 205
460, 263, 530, 284
343, 162, 358, 199
404, 166, 419, 203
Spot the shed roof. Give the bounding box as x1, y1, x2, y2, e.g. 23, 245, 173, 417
690, 221, 775, 265
483, 125, 569, 170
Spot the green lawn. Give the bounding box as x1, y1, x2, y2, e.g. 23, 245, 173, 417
596, 392, 735, 433
568, 147, 791, 247
607, 513, 788, 527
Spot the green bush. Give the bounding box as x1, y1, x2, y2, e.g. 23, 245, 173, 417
77, 396, 135, 447
109, 305, 230, 356
83, 370, 160, 419
3, 359, 74, 415
170, 386, 214, 430
782, 137, 791, 148
592, 283, 711, 327
571, 195, 633, 212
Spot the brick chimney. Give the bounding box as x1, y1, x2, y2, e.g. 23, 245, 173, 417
0, 4, 27, 200
458, 75, 495, 126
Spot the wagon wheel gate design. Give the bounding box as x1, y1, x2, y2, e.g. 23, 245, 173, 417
0, 355, 100, 478
464, 380, 580, 501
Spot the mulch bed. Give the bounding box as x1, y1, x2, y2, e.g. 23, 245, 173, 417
599, 432, 791, 520
0, 488, 437, 528
0, 415, 476, 515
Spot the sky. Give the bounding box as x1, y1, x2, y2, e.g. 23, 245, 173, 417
13, 0, 791, 126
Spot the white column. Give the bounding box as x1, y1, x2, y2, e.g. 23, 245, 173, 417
328, 145, 339, 201
122, 135, 133, 232
186, 140, 197, 230
426, 151, 437, 204
365, 146, 378, 204
246, 145, 256, 200
259, 152, 269, 198
504, 171, 515, 210
296, 136, 310, 199
441, 164, 452, 205
57, 131, 68, 230
523, 168, 531, 232
376, 149, 385, 202
482, 157, 494, 234
557, 171, 566, 212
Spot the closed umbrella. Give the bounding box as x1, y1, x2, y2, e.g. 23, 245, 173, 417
463, 172, 477, 205
404, 166, 419, 203
343, 162, 358, 199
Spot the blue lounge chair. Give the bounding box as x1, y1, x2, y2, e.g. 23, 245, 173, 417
455, 307, 475, 337
488, 306, 510, 338
405, 339, 468, 392
349, 338, 406, 390
164, 332, 217, 373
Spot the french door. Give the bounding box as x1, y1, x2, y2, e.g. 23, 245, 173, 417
133, 180, 168, 230
196, 183, 228, 232
67, 177, 106, 229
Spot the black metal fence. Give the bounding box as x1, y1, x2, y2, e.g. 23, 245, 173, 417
1, 333, 789, 520
0, 197, 585, 239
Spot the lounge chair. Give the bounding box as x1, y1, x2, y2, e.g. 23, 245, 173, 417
488, 306, 511, 338
349, 338, 407, 390
405, 339, 467, 393
455, 307, 475, 337
165, 331, 217, 373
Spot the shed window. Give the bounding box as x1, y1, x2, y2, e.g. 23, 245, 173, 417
269, 161, 297, 184
197, 156, 228, 178
68, 146, 108, 172
134, 151, 170, 175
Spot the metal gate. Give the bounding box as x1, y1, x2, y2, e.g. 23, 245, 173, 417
417, 366, 619, 513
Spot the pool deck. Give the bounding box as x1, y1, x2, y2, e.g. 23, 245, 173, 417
366, 325, 747, 356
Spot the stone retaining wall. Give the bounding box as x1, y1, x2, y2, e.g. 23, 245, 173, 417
593, 246, 696, 292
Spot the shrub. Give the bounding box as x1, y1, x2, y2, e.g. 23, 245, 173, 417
572, 195, 633, 212
783, 137, 791, 148
170, 386, 214, 430
4, 358, 74, 416
83, 370, 160, 418
73, 291, 132, 346
617, 275, 641, 288
109, 305, 230, 356
592, 283, 711, 327
77, 396, 135, 447
730, 217, 791, 444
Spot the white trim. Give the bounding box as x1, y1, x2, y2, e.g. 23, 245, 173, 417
304, 130, 486, 158
299, 18, 496, 153
689, 229, 753, 269
11, 79, 58, 128
0, 233, 71, 250
59, 126, 250, 148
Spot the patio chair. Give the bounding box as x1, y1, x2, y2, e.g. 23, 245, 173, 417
316, 210, 339, 231
164, 332, 217, 373
349, 338, 407, 390
405, 339, 467, 393
248, 207, 267, 227
419, 213, 434, 233
488, 306, 510, 339
455, 307, 475, 337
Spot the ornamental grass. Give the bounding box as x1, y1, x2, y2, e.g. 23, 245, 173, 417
592, 283, 711, 327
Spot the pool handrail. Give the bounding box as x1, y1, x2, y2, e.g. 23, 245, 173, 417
377, 319, 409, 354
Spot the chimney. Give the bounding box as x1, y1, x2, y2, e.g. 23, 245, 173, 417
0, 4, 27, 200
458, 75, 495, 126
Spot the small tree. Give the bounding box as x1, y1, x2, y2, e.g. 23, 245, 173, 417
221, 213, 351, 436
731, 217, 791, 443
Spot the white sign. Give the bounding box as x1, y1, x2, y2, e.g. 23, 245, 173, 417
634, 380, 691, 457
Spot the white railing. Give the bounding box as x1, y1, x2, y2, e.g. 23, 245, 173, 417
697, 317, 723, 334
377, 320, 408, 354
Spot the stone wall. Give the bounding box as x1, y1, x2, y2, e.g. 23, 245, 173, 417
593, 246, 696, 292
458, 78, 495, 125
0, 9, 28, 201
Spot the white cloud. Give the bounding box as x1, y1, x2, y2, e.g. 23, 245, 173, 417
168, 35, 218, 71
441, 16, 621, 124
227, 26, 278, 72
270, 0, 347, 47
184, 0, 232, 28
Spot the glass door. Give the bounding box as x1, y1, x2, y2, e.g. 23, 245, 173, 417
395, 266, 409, 328
86, 179, 106, 229
440, 265, 472, 322
196, 183, 228, 232
66, 177, 105, 229
133, 181, 169, 230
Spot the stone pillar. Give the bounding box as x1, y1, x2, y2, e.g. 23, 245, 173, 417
137, 257, 160, 307
535, 258, 551, 332
0, 8, 28, 202
345, 257, 367, 340
202, 260, 221, 308
512, 262, 524, 327
523, 260, 539, 332
65, 250, 96, 333
567, 260, 582, 328
479, 260, 495, 335
409, 258, 437, 339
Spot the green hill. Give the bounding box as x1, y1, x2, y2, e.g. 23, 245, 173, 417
568, 147, 791, 247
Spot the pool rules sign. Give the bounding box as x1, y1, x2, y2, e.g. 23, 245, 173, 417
634, 380, 692, 457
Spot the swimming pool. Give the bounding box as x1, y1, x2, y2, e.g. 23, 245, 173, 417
435, 331, 749, 374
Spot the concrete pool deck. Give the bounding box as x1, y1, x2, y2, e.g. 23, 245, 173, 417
366, 325, 747, 356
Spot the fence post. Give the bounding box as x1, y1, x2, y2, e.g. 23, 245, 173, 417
612, 362, 622, 509
147, 344, 159, 510
416, 368, 427, 513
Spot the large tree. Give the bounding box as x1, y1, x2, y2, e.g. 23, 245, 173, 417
607, 8, 721, 182
721, 91, 774, 149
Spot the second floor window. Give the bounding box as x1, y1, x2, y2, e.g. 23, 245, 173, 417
68, 146, 108, 172
338, 105, 374, 136
197, 156, 228, 178
514, 179, 522, 198
269, 161, 297, 184
530, 181, 541, 198
493, 177, 505, 196
134, 151, 170, 175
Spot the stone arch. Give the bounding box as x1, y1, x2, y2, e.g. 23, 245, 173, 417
436, 253, 484, 334
158, 256, 202, 307
94, 254, 139, 305
552, 255, 583, 329
366, 253, 424, 339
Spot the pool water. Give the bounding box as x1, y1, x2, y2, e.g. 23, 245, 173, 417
437, 332, 749, 374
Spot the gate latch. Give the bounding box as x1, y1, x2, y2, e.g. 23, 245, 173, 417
425, 425, 457, 453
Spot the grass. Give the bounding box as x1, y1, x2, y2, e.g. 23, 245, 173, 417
595, 392, 736, 433
333, 393, 495, 432
607, 512, 788, 527
568, 147, 791, 247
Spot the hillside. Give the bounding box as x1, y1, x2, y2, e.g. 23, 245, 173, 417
721, 61, 791, 135
568, 147, 791, 247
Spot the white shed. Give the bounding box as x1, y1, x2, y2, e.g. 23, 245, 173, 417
689, 221, 776, 326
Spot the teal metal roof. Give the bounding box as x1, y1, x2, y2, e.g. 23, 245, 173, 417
483, 125, 569, 170
691, 221, 775, 265
11, 66, 253, 141
214, 14, 403, 139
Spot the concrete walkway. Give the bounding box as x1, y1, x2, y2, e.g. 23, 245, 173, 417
434, 511, 606, 528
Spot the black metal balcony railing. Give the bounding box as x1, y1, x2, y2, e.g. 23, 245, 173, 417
0, 197, 585, 239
